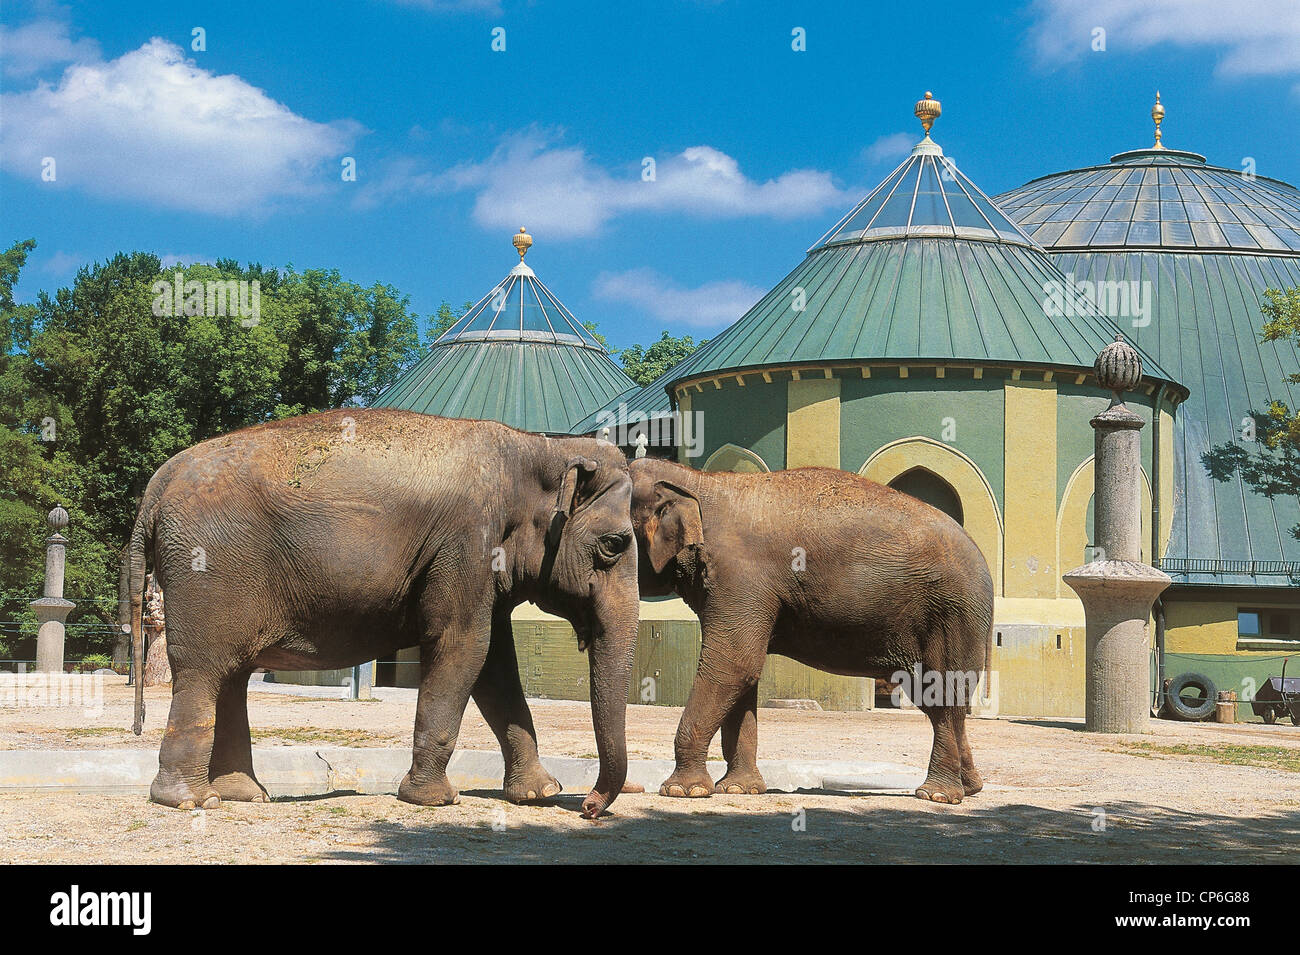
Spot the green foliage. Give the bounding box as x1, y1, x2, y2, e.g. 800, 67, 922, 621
0, 242, 423, 654
617, 331, 706, 386
1203, 287, 1300, 537
428, 300, 474, 342
78, 653, 112, 672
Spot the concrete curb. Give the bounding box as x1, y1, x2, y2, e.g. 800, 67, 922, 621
0, 748, 925, 797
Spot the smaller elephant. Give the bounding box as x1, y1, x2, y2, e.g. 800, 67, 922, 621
630, 457, 993, 804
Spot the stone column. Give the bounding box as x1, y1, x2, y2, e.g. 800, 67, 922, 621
31, 507, 76, 673
1063, 337, 1170, 732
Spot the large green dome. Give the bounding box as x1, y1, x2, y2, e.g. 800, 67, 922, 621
996, 106, 1300, 586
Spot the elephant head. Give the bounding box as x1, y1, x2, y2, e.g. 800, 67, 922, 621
629, 458, 705, 597
530, 442, 640, 816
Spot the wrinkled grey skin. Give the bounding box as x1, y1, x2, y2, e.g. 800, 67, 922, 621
630, 457, 993, 805
120, 409, 639, 818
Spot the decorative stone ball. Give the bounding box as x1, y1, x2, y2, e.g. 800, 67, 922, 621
47, 506, 69, 531
1094, 335, 1142, 393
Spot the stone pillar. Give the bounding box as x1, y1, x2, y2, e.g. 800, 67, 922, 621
31, 507, 76, 673
1063, 337, 1170, 733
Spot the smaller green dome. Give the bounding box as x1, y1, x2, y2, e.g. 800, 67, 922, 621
373, 230, 635, 433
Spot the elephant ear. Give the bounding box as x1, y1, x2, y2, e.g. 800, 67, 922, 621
645, 481, 704, 573
554, 457, 600, 518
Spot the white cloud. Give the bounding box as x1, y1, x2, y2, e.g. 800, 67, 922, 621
0, 17, 100, 77
592, 268, 764, 330
0, 37, 360, 215
39, 250, 88, 274
424, 130, 853, 238
862, 132, 915, 165
1028, 0, 1300, 79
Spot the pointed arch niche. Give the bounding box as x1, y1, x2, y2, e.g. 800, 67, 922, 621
860, 437, 1003, 593
702, 443, 771, 473
1057, 456, 1153, 597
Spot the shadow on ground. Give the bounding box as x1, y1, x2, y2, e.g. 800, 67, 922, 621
320, 795, 1300, 864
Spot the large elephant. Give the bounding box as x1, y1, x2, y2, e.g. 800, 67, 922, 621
120, 409, 639, 818
630, 457, 993, 804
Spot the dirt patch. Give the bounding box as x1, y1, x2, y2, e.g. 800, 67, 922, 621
2, 681, 1298, 863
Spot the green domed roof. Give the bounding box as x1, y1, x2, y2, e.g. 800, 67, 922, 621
372, 231, 635, 433
997, 98, 1300, 585
662, 96, 1180, 393
996, 149, 1300, 254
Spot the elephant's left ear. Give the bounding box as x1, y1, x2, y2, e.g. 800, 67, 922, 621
554, 457, 600, 517
646, 481, 704, 573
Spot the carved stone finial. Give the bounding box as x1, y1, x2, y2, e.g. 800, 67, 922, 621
1095, 333, 1143, 402
47, 506, 69, 532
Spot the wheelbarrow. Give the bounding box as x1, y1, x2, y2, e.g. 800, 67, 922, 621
1251, 657, 1300, 725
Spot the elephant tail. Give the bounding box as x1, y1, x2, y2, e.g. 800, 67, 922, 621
120, 490, 157, 736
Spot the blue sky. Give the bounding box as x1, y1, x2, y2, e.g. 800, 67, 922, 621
3, 0, 1298, 352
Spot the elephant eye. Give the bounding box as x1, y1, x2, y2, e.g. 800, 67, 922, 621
596, 532, 631, 564
600, 532, 630, 553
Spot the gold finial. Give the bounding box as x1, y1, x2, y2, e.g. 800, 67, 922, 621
1151, 91, 1166, 150
512, 226, 533, 261
914, 90, 941, 142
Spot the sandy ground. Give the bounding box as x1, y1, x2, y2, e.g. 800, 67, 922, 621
2, 683, 1299, 863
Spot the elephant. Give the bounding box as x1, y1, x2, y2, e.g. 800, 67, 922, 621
629, 457, 993, 804
120, 409, 640, 818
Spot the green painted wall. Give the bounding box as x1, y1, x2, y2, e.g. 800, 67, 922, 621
839, 371, 1006, 509
687, 376, 787, 470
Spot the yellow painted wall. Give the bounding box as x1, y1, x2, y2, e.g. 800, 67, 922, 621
1165, 602, 1238, 654
989, 624, 1087, 717
676, 390, 693, 465
786, 377, 840, 468
1003, 381, 1058, 598
1157, 404, 1175, 555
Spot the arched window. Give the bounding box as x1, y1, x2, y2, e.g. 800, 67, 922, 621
888, 467, 964, 525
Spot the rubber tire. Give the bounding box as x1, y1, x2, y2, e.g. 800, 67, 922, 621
1263, 707, 1278, 725
1165, 672, 1217, 721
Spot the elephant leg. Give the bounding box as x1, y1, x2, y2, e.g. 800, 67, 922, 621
209, 668, 269, 803
151, 665, 222, 810
398, 620, 489, 807
661, 627, 766, 798
915, 704, 966, 804
955, 707, 983, 796
471, 609, 561, 804
715, 683, 766, 794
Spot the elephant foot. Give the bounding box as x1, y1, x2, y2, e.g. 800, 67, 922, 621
150, 771, 221, 811
714, 768, 767, 795
961, 767, 984, 797
211, 770, 269, 803
398, 772, 460, 807
659, 769, 714, 798
915, 776, 964, 805
503, 763, 562, 804
621, 781, 645, 793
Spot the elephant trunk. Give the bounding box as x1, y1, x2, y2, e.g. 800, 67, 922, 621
581, 598, 638, 818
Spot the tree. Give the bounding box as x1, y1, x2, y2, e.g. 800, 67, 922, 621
428, 300, 474, 342
0, 248, 424, 659
1204, 286, 1300, 537
618, 331, 707, 386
